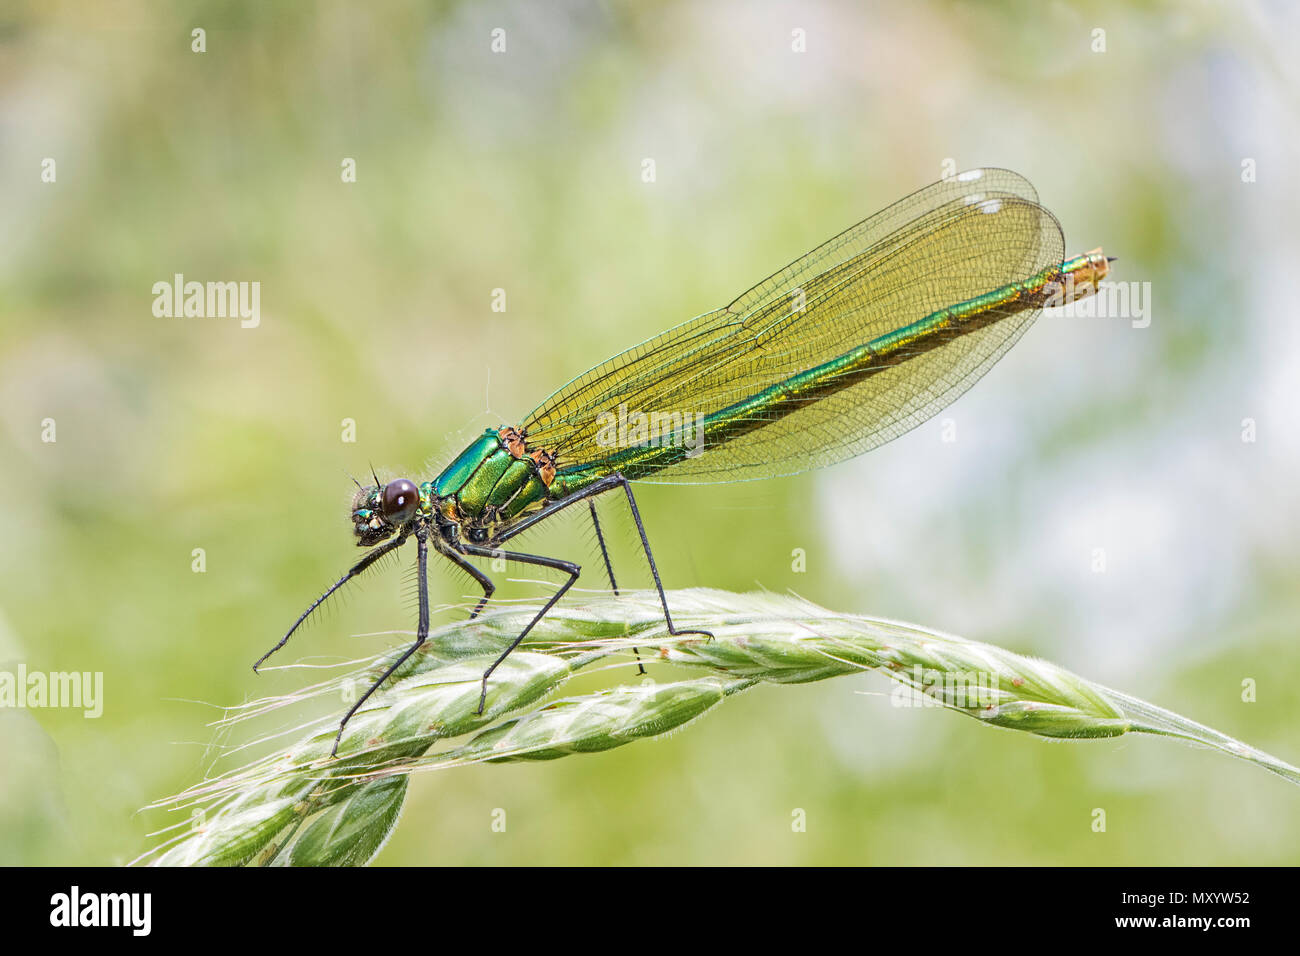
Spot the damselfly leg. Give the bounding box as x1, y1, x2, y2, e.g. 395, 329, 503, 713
327, 526, 431, 757
587, 498, 646, 675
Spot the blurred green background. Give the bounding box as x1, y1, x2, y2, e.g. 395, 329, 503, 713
2, 0, 1299, 865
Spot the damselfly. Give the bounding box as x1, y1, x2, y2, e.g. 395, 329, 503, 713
255, 168, 1112, 756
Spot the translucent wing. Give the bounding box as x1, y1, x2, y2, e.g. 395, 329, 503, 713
522, 169, 1063, 484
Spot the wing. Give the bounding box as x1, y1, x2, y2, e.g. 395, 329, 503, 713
522, 169, 1063, 484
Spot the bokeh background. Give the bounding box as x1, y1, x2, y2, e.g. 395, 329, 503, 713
3, 0, 1299, 865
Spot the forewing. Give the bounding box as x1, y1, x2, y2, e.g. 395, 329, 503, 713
522, 170, 1061, 483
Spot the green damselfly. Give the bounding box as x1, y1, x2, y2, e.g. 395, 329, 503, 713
255, 168, 1112, 756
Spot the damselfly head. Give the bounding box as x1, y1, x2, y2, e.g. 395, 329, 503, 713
351, 477, 421, 546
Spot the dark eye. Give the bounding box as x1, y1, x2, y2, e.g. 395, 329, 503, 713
380, 479, 420, 524
468, 527, 488, 543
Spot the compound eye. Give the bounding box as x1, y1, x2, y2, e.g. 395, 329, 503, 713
468, 527, 489, 544
380, 478, 420, 524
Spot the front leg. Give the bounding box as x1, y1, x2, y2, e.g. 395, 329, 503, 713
330, 525, 431, 757
255, 529, 410, 673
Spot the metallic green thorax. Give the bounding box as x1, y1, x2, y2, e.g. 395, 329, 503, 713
431, 429, 501, 499
427, 429, 551, 528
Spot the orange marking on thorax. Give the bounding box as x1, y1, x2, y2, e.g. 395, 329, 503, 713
498, 426, 528, 458
529, 449, 557, 486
